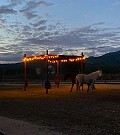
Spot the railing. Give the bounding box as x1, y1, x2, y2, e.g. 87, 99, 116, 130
1, 73, 120, 86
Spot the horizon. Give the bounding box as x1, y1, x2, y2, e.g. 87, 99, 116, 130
0, 49, 118, 65
0, 0, 120, 64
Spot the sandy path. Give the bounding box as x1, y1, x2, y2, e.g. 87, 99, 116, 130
0, 116, 62, 135
0, 84, 120, 134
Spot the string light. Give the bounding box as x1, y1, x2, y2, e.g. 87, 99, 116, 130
23, 54, 86, 62
61, 60, 67, 62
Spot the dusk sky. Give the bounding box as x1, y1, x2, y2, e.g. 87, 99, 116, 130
0, 0, 120, 63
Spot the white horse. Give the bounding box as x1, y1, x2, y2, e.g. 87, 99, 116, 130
76, 70, 102, 92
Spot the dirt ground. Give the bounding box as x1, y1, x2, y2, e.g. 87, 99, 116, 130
0, 84, 120, 135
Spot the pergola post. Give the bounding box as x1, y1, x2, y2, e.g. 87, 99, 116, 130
80, 52, 84, 73
56, 60, 60, 88
45, 50, 51, 94
23, 54, 27, 91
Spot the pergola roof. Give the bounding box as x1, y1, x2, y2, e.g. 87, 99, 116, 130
23, 54, 85, 63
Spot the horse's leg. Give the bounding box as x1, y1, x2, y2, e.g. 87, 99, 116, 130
87, 84, 90, 92
81, 83, 83, 91
70, 82, 74, 92
78, 82, 81, 92
93, 84, 95, 90
76, 79, 78, 91
90, 80, 95, 91
76, 80, 81, 92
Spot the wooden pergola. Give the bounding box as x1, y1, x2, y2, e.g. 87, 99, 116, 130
23, 50, 85, 94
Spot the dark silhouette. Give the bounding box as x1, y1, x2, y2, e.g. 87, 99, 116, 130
64, 73, 77, 92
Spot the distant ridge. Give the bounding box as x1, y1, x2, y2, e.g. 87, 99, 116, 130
85, 50, 120, 73
0, 50, 120, 74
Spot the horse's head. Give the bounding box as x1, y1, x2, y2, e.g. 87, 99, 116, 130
98, 70, 102, 77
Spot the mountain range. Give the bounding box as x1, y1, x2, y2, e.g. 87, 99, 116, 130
85, 50, 120, 73
0, 50, 120, 76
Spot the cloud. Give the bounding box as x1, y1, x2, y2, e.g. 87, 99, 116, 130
1, 20, 120, 63
36, 26, 47, 31
18, 22, 120, 50
92, 22, 105, 26
0, 18, 6, 28
0, 5, 17, 14
0, 44, 37, 63
86, 45, 120, 57
22, 25, 31, 31
111, 0, 120, 7
87, 50, 96, 56
10, 0, 24, 6
21, 11, 38, 19
96, 45, 120, 54
1, 0, 120, 64
20, 0, 54, 12
43, 13, 53, 18
50, 47, 64, 54
0, 51, 30, 63
22, 37, 51, 45
30, 20, 47, 27
47, 26, 101, 47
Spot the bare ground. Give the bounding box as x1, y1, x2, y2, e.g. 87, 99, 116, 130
0, 84, 120, 135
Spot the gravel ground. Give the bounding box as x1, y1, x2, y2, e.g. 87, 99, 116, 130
0, 84, 120, 135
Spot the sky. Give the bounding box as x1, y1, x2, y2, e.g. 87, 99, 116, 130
0, 0, 120, 63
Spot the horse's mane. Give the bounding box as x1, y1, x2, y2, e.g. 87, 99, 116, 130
84, 70, 101, 81
88, 70, 99, 75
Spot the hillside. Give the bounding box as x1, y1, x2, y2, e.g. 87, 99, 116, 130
0, 50, 120, 76
85, 50, 120, 73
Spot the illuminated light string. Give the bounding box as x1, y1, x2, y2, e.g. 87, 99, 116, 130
23, 54, 86, 62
